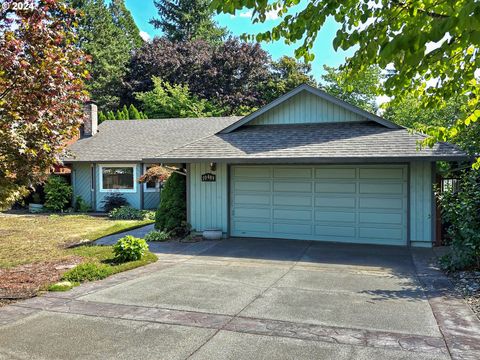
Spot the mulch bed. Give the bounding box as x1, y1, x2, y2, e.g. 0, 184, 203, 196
0, 257, 82, 302
448, 270, 480, 319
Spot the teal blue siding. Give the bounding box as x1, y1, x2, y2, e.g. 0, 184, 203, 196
95, 163, 142, 211
144, 191, 160, 210
71, 162, 161, 211
188, 163, 228, 234
72, 163, 92, 208
250, 90, 366, 125
230, 165, 408, 245
410, 161, 433, 247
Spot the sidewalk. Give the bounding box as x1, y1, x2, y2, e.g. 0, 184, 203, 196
94, 224, 155, 245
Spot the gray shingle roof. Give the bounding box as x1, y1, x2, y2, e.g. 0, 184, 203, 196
63, 117, 241, 162
145, 122, 468, 163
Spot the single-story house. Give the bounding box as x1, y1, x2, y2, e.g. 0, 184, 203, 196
64, 84, 468, 247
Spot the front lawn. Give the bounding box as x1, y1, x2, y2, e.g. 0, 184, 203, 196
70, 245, 157, 277
0, 214, 154, 302
0, 214, 152, 268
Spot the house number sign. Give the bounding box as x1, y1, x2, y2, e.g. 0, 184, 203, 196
201, 173, 216, 182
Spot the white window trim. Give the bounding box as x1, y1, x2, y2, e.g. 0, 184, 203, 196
99, 164, 137, 193
143, 164, 161, 193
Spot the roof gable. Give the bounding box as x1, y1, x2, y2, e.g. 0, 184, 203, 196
219, 84, 401, 133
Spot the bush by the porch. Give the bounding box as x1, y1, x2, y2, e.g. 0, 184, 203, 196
155, 172, 186, 235
109, 206, 154, 220
44, 176, 72, 211
101, 193, 129, 212
438, 171, 480, 271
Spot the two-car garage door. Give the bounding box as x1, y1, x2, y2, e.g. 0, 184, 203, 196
230, 165, 408, 245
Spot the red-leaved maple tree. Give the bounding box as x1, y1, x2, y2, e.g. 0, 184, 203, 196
0, 0, 89, 206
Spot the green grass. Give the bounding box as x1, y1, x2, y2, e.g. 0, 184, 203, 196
0, 214, 153, 269
85, 220, 153, 242
47, 281, 78, 292
61, 245, 157, 283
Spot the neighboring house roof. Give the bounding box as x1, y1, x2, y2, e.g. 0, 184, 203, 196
218, 84, 402, 133
63, 116, 241, 162
144, 122, 468, 163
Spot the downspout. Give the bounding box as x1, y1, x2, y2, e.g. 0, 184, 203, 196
140, 163, 144, 210
91, 163, 97, 211
71, 168, 76, 207
186, 163, 190, 226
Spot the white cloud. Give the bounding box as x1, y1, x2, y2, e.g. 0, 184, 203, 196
265, 9, 279, 21
139, 31, 151, 41
231, 9, 278, 20
239, 10, 253, 18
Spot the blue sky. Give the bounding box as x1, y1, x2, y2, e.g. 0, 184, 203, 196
123, 0, 354, 80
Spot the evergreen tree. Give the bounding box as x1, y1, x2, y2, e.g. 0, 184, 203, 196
109, 0, 143, 49
150, 0, 227, 43
128, 104, 142, 119
69, 0, 139, 109
107, 111, 116, 120
121, 105, 130, 119
115, 109, 124, 119
98, 111, 107, 123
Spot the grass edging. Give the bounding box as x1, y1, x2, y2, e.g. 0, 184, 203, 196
49, 245, 157, 292
67, 219, 154, 248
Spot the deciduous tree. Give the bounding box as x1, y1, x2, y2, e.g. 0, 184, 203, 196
123, 37, 271, 113
320, 66, 381, 113
0, 0, 88, 207
136, 77, 224, 118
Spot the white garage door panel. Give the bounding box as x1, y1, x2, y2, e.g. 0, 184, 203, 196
231, 165, 408, 245
315, 211, 356, 223
274, 195, 312, 207
315, 196, 356, 208
234, 180, 271, 192
315, 182, 356, 193
315, 168, 356, 179
274, 209, 312, 221
315, 225, 356, 238
234, 221, 271, 233
274, 181, 312, 192
274, 167, 312, 178
274, 223, 312, 235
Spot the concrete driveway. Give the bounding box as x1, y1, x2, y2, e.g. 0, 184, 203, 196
1, 238, 480, 360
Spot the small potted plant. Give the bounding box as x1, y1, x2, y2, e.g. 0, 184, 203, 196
29, 193, 44, 213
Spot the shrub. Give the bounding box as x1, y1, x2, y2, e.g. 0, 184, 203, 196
155, 172, 186, 235
113, 235, 148, 262
438, 170, 480, 271
44, 176, 72, 211
109, 206, 145, 220
101, 193, 128, 212
61, 262, 113, 282
31, 193, 42, 204
144, 210, 155, 220
74, 195, 90, 212
144, 230, 170, 242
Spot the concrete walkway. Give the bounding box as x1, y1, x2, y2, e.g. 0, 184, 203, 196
94, 223, 155, 245
1, 239, 480, 359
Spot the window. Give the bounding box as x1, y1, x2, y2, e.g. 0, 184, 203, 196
100, 165, 136, 192
144, 164, 160, 192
